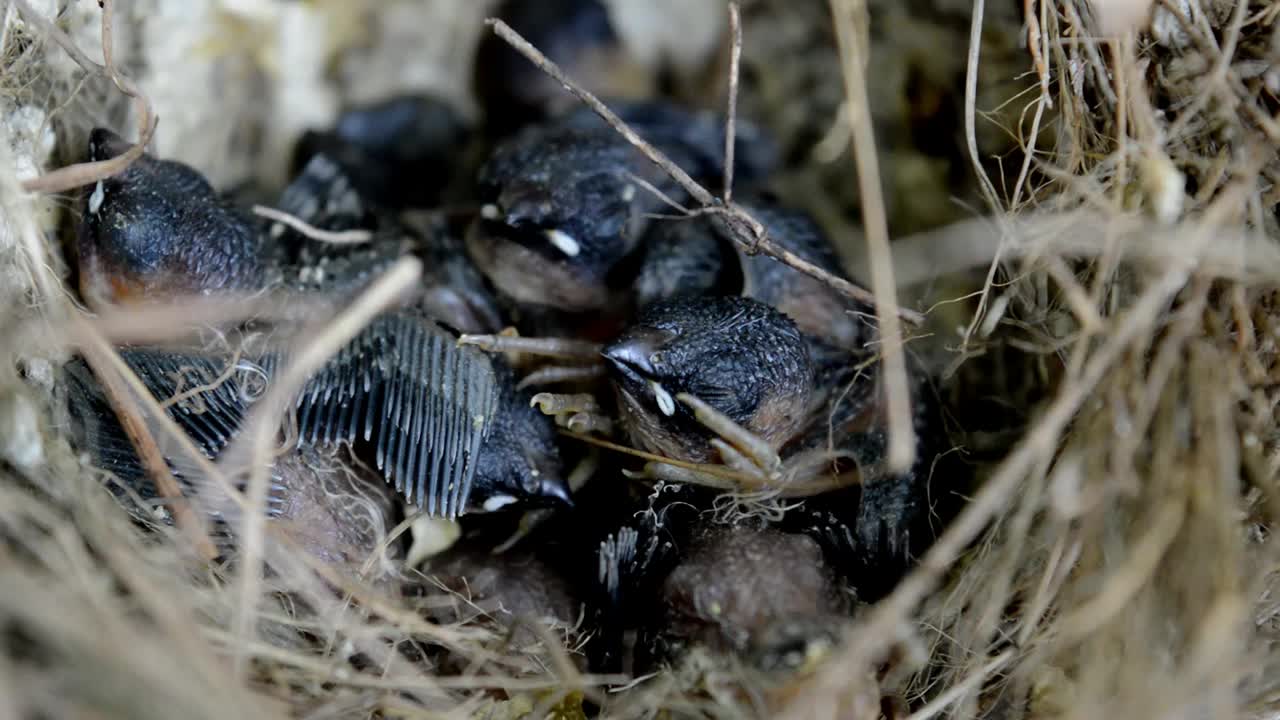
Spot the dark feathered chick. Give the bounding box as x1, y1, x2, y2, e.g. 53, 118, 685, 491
292, 94, 470, 210
68, 137, 569, 518
77, 132, 360, 310
77, 131, 502, 329
602, 295, 814, 464
286, 313, 569, 516
467, 102, 777, 314
602, 291, 946, 584
62, 315, 571, 520
468, 125, 661, 313
62, 350, 401, 569
634, 200, 873, 350
474, 0, 654, 133
76, 128, 265, 307
646, 523, 846, 669
628, 198, 954, 575
588, 484, 848, 673
469, 361, 572, 512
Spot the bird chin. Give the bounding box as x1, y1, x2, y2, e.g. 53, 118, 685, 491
466, 222, 609, 311
77, 253, 150, 310
613, 382, 713, 465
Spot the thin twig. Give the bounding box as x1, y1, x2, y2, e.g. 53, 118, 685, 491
830, 0, 915, 471
16, 0, 157, 194
959, 0, 1014, 352
887, 210, 1280, 290
72, 316, 219, 562
723, 2, 742, 202
80, 295, 271, 345
485, 18, 925, 327
625, 171, 693, 214
252, 205, 374, 245
1024, 0, 1052, 109
1011, 0, 1052, 209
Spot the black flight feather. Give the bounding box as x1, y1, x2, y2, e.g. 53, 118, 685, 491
64, 312, 501, 520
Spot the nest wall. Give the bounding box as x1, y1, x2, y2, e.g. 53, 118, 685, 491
1, 1, 1279, 719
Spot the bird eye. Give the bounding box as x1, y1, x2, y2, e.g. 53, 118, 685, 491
521, 467, 541, 495
649, 352, 664, 367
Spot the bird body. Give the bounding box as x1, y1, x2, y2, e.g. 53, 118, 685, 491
62, 62, 955, 676
468, 101, 776, 317
64, 312, 514, 519
67, 129, 571, 523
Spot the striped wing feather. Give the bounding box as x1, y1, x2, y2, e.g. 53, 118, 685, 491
63, 350, 287, 517
292, 313, 499, 518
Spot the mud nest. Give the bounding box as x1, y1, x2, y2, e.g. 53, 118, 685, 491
2, 1, 1280, 719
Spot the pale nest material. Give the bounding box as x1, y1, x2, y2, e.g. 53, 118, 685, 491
3, 1, 1280, 719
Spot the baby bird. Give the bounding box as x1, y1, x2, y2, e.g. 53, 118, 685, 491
62, 314, 568, 521
292, 94, 470, 210
67, 351, 402, 571
645, 523, 846, 670
79, 128, 502, 325
601, 291, 944, 580
69, 129, 571, 519
633, 199, 873, 351
417, 545, 583, 642
467, 102, 776, 316
602, 295, 813, 466
589, 483, 851, 674
76, 128, 266, 307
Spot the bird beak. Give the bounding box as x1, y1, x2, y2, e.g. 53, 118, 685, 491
88, 127, 133, 163
537, 476, 574, 509
601, 328, 669, 378
497, 187, 549, 229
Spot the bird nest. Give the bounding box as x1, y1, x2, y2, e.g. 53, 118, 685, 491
2, 1, 1279, 718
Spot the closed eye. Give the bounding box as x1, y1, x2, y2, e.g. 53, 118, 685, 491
689, 384, 735, 406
